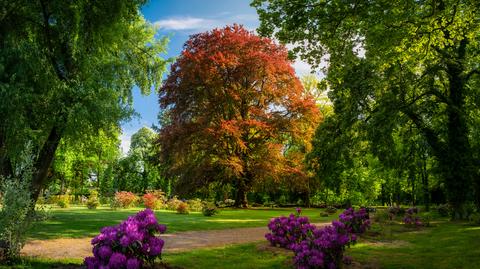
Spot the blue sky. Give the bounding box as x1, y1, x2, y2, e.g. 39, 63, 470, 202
120, 0, 316, 153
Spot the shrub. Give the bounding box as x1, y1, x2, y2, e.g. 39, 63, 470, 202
187, 198, 203, 212
143, 190, 166, 210
437, 204, 450, 217
373, 209, 390, 223
176, 201, 189, 214
469, 213, 480, 225
421, 212, 432, 227
166, 197, 182, 211
0, 146, 34, 262
403, 207, 422, 227
339, 207, 371, 234
265, 208, 316, 250
113, 191, 138, 209
224, 198, 235, 207
325, 206, 337, 214
292, 221, 356, 269
202, 203, 218, 217
387, 205, 406, 220
87, 190, 100, 210
84, 209, 166, 269
143, 193, 161, 210
57, 195, 71, 208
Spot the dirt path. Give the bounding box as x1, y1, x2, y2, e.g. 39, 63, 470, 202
23, 223, 329, 259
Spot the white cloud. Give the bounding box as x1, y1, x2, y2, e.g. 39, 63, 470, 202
120, 133, 132, 156
154, 17, 218, 31
153, 13, 259, 33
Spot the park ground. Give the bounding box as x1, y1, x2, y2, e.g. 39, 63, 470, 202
4, 206, 480, 269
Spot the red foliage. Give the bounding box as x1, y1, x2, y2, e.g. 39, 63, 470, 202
143, 193, 158, 209
114, 191, 138, 208
159, 25, 321, 206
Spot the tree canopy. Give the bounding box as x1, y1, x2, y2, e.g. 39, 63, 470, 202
253, 0, 480, 217
158, 25, 320, 207
0, 0, 168, 201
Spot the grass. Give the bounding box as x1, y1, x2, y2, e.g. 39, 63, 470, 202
0, 243, 290, 269
347, 220, 480, 268
162, 243, 291, 269
6, 219, 480, 268
28, 206, 336, 240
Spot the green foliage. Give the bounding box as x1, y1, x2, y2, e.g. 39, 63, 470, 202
56, 195, 71, 209
421, 212, 433, 227
0, 0, 169, 201
202, 203, 218, 217
325, 206, 337, 214
0, 147, 34, 261
469, 213, 480, 225
437, 204, 451, 217
187, 199, 203, 212
253, 0, 480, 218
86, 190, 100, 210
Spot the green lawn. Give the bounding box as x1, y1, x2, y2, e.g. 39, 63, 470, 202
347, 220, 480, 269
6, 219, 480, 268
1, 243, 291, 269
28, 206, 335, 240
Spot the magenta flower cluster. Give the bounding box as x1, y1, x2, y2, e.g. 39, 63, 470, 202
265, 211, 316, 249
84, 209, 167, 269
338, 207, 371, 234
266, 207, 371, 269
292, 220, 356, 269
403, 207, 422, 227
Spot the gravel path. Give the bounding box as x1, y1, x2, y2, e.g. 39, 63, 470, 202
22, 223, 329, 259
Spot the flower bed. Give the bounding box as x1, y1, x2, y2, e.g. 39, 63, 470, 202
84, 209, 166, 269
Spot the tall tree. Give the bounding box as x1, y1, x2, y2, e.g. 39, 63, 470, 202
0, 0, 168, 201
253, 0, 480, 218
158, 25, 320, 207
129, 127, 163, 192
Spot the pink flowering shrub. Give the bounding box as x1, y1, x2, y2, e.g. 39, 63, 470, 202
265, 208, 316, 250
292, 220, 356, 269
143, 193, 157, 209
266, 208, 360, 269
114, 191, 138, 208
84, 209, 166, 269
403, 207, 422, 227
339, 207, 371, 234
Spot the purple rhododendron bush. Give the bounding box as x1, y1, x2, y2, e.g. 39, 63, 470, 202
265, 208, 316, 249
84, 209, 167, 269
266, 207, 371, 269
338, 207, 371, 234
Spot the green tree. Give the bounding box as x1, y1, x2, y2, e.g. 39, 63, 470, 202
128, 127, 164, 192
0, 0, 168, 202
254, 0, 480, 218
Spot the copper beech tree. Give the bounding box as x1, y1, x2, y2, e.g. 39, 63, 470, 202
158, 25, 320, 207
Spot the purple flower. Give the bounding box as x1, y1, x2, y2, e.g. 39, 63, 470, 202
126, 258, 142, 269
109, 252, 127, 269
86, 209, 167, 268
97, 245, 113, 260
83, 256, 97, 269
296, 207, 302, 215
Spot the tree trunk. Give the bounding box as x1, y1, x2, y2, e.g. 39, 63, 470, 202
31, 126, 62, 202
421, 156, 430, 211
444, 39, 471, 219
0, 129, 13, 180
97, 150, 102, 189
234, 179, 248, 208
